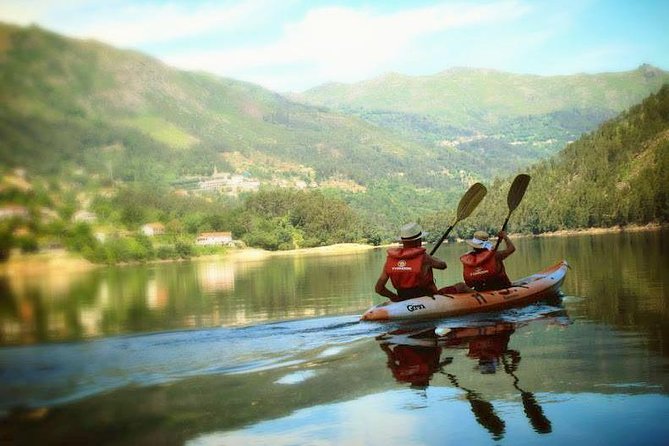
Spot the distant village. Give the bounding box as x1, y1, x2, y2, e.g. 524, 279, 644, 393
171, 167, 316, 197
0, 168, 243, 252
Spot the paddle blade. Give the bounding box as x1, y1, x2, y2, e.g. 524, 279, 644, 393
506, 174, 531, 212
456, 182, 487, 221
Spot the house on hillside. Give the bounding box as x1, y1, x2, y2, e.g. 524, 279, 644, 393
196, 231, 233, 246
73, 210, 97, 223
0, 204, 29, 220
40, 207, 59, 222
142, 222, 165, 237
0, 169, 32, 193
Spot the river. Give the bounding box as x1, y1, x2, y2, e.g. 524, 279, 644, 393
1, 230, 668, 445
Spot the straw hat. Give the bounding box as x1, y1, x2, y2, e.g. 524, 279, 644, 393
398, 222, 428, 242
466, 230, 493, 250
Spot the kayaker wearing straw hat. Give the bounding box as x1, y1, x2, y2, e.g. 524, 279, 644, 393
460, 230, 515, 291
375, 222, 466, 302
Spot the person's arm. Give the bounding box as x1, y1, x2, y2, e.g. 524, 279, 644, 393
426, 254, 447, 270
375, 270, 399, 301
495, 230, 515, 260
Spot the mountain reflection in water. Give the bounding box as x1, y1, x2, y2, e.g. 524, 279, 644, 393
2, 231, 669, 445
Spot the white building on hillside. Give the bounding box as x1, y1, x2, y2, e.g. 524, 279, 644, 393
196, 231, 233, 246
141, 222, 165, 237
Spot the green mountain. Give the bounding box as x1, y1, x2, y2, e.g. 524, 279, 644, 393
0, 22, 478, 228
452, 84, 669, 236
0, 24, 453, 185
1, 22, 667, 246
298, 66, 669, 176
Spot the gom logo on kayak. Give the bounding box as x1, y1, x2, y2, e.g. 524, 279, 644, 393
406, 303, 426, 312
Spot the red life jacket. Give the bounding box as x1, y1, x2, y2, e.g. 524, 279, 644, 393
384, 247, 437, 300
460, 249, 511, 291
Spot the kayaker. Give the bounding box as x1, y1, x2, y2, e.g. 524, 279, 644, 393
375, 222, 465, 302
460, 230, 515, 291
379, 336, 444, 388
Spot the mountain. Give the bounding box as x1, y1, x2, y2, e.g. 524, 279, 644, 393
1, 22, 667, 238
298, 66, 669, 177
0, 23, 451, 186
0, 22, 475, 228
450, 84, 669, 236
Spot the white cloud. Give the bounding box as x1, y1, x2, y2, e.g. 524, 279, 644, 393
0, 0, 77, 24
0, 0, 276, 46
165, 1, 530, 91
73, 1, 272, 46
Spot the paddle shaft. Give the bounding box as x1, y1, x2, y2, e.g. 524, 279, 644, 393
493, 215, 511, 251
429, 223, 455, 256
429, 182, 487, 256
503, 356, 552, 433
493, 174, 530, 251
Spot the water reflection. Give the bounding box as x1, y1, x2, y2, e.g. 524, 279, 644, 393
0, 251, 382, 345
2, 230, 668, 349
2, 231, 669, 445
376, 313, 570, 439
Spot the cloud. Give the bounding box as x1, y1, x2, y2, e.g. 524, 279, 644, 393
0, 0, 276, 46
0, 0, 80, 24
165, 1, 530, 91
75, 1, 274, 46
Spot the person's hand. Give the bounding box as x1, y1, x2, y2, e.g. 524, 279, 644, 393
498, 230, 508, 239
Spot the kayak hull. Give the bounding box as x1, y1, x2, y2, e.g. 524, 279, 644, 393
361, 260, 568, 321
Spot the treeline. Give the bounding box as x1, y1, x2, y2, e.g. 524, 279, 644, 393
0, 183, 372, 264
419, 84, 669, 238
96, 186, 366, 249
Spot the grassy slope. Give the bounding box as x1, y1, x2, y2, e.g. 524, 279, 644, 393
300, 66, 669, 128
0, 23, 448, 188
298, 66, 669, 178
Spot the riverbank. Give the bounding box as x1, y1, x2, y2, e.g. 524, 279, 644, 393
0, 243, 380, 276
194, 243, 379, 263
523, 222, 668, 238
0, 249, 99, 277
2, 224, 665, 277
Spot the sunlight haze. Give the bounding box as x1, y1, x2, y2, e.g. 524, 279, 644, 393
0, 0, 667, 92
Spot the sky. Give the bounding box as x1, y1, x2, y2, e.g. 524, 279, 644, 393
0, 0, 668, 92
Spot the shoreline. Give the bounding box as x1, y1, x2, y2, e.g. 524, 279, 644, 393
516, 222, 668, 238
0, 243, 380, 276
1, 224, 666, 276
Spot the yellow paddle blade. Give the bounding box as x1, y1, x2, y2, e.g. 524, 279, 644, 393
507, 174, 531, 212
456, 182, 487, 222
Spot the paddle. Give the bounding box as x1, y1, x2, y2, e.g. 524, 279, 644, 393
445, 373, 506, 439
493, 174, 531, 251
429, 182, 487, 256
501, 353, 552, 434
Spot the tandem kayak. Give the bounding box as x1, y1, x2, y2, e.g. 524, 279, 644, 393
361, 260, 569, 321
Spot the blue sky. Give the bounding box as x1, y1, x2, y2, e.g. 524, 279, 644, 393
1, 0, 667, 92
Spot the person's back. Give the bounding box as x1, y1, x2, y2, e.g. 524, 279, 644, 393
375, 223, 447, 302
460, 230, 515, 291
384, 245, 436, 299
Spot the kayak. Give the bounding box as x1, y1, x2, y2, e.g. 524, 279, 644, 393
361, 260, 568, 321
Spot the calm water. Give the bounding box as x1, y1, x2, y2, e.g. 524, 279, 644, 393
1, 230, 668, 445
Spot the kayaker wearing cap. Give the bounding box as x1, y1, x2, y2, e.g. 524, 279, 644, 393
460, 230, 515, 291
375, 222, 448, 302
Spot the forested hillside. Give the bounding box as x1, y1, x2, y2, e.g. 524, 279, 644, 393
299, 66, 669, 177
424, 84, 669, 239
0, 22, 468, 228
1, 22, 667, 262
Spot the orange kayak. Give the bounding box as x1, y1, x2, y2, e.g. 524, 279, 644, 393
361, 260, 568, 321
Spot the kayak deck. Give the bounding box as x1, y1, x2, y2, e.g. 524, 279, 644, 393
361, 260, 568, 321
